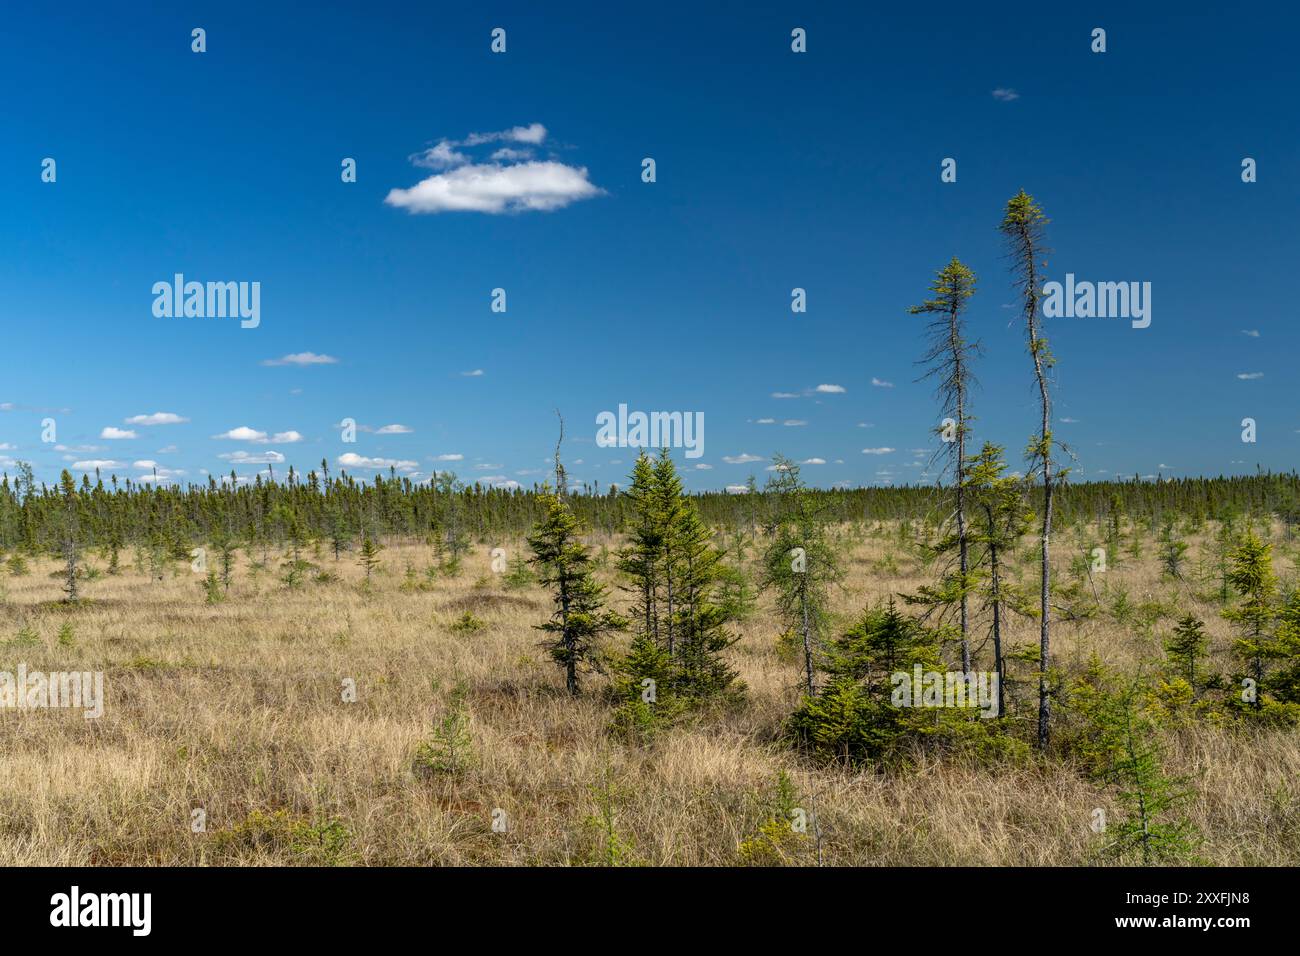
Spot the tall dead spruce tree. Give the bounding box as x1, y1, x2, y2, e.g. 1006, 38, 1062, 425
910, 257, 979, 673
1000, 190, 1057, 749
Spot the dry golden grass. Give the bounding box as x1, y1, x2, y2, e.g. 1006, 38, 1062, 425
0, 524, 1296, 866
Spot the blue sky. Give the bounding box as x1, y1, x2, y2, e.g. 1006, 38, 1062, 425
2, 1, 1297, 493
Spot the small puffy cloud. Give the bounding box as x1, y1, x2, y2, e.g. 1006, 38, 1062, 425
756, 418, 776, 425
212, 427, 300, 444
723, 453, 762, 465
386, 160, 602, 215
771, 391, 800, 399
814, 384, 845, 394
1237, 372, 1264, 380
1060, 417, 1080, 423
125, 412, 189, 426
783, 419, 807, 427
857, 422, 874, 428
132, 460, 158, 469
695, 463, 713, 470
1241, 329, 1260, 337
431, 453, 464, 462
491, 147, 532, 162
261, 352, 339, 367
72, 459, 121, 470
212, 426, 266, 442
862, 447, 896, 455
800, 457, 826, 465
725, 484, 749, 494
100, 427, 137, 439
992, 88, 1020, 101
375, 424, 413, 434
460, 369, 485, 377
871, 377, 894, 388
219, 450, 286, 465
337, 453, 418, 470
411, 141, 470, 169
464, 123, 547, 146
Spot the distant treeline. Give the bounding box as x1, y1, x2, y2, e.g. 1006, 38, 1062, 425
1, 460, 1297, 557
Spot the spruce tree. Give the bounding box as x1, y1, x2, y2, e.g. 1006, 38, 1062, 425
527, 492, 625, 696
966, 442, 1031, 718
910, 256, 979, 672
1222, 532, 1279, 710
1165, 614, 1208, 692
58, 469, 80, 602
761, 457, 843, 695
1000, 189, 1059, 750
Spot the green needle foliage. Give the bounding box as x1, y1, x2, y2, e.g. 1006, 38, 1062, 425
528, 491, 625, 696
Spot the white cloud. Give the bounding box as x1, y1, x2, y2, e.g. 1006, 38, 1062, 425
212, 427, 300, 444
862, 447, 896, 455
695, 463, 713, 470
1060, 417, 1079, 423
723, 453, 762, 465
464, 123, 547, 146
1241, 329, 1260, 338
125, 412, 189, 426
814, 384, 845, 394
213, 426, 266, 442
219, 450, 286, 465
72, 459, 121, 470
857, 422, 874, 428
261, 352, 339, 367
376, 424, 413, 434
771, 391, 800, 399
338, 453, 417, 470
100, 427, 137, 439
491, 147, 533, 162
871, 377, 894, 388
460, 369, 485, 377
783, 419, 807, 427
801, 457, 826, 465
132, 460, 158, 469
992, 88, 1020, 101
725, 484, 749, 494
411, 141, 470, 169
756, 418, 776, 425
1237, 372, 1264, 380
386, 160, 602, 215
431, 453, 464, 462
55, 444, 102, 453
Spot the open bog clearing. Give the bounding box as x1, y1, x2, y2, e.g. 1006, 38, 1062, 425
1, 524, 1297, 867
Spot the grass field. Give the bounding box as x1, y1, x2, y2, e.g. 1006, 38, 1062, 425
2, 523, 1297, 866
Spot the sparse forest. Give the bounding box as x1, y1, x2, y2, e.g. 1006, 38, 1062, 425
4, 193, 1300, 867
